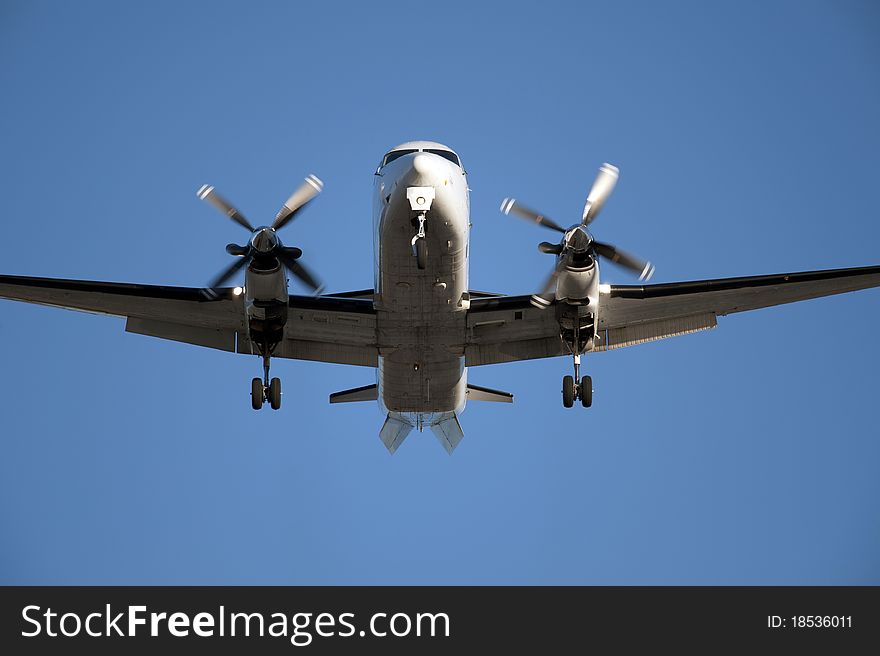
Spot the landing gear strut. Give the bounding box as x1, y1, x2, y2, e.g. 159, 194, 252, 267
251, 353, 282, 411
560, 313, 593, 409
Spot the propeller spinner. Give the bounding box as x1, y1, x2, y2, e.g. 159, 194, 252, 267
196, 176, 324, 297
500, 163, 654, 295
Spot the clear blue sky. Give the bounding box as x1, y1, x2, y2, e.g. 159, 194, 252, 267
1, 0, 878, 584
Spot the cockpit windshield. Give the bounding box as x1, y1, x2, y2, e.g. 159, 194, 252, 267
424, 149, 461, 167
380, 147, 463, 169
382, 149, 418, 167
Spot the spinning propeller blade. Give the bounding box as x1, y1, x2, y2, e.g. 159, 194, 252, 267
278, 248, 323, 294
500, 198, 566, 233
592, 241, 654, 280
197, 185, 254, 231
581, 163, 619, 226
201, 256, 250, 299
273, 175, 323, 231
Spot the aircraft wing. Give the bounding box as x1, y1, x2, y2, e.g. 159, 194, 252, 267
465, 265, 880, 365
0, 275, 377, 366
466, 294, 567, 366
278, 294, 377, 366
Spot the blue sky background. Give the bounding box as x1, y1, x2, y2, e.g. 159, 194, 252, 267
1, 1, 878, 584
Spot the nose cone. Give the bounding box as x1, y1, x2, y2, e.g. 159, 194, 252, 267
406, 152, 446, 186
567, 226, 592, 251
412, 153, 432, 176
251, 227, 279, 253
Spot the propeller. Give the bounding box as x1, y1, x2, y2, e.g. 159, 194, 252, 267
499, 198, 566, 234
205, 255, 249, 290
500, 162, 654, 293
196, 176, 325, 298
196, 185, 254, 231
273, 174, 323, 231
581, 163, 619, 226
592, 241, 654, 281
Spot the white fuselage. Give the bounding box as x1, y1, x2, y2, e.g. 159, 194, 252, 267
372, 150, 470, 430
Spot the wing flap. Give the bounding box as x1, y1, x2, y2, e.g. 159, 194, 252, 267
125, 317, 239, 352
466, 337, 563, 367
594, 313, 716, 351
283, 296, 378, 366
466, 295, 564, 366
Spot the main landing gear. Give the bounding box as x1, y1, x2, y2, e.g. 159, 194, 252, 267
251, 353, 282, 410
559, 309, 593, 409
562, 354, 592, 408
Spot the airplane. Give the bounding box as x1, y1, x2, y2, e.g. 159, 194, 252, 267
1, 140, 879, 454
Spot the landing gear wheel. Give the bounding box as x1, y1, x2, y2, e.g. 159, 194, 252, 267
251, 377, 264, 410
580, 375, 592, 408
416, 238, 427, 269
562, 375, 575, 408
268, 377, 282, 410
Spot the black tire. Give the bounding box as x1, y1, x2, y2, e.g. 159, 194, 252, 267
562, 375, 575, 408
416, 238, 427, 269
580, 375, 593, 408
269, 377, 282, 410
251, 377, 264, 410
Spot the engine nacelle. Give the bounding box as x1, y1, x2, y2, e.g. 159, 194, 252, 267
244, 264, 290, 354
555, 258, 599, 307
245, 264, 288, 303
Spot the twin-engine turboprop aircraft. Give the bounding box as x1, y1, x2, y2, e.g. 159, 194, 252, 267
1, 141, 879, 453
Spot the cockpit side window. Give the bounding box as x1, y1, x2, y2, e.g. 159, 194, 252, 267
425, 149, 461, 167
382, 149, 418, 167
